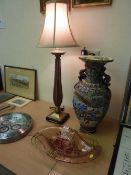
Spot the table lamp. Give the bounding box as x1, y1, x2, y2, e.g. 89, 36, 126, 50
39, 0, 78, 124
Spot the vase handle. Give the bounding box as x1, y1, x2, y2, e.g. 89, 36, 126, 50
78, 69, 86, 81
103, 73, 111, 87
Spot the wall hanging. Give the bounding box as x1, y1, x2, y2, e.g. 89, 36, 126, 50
4, 66, 37, 100
72, 0, 112, 8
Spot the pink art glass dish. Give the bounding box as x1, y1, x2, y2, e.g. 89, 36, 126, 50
31, 126, 101, 164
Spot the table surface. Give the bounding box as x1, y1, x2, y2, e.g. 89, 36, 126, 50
0, 100, 119, 175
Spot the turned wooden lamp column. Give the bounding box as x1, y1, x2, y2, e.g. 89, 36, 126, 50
39, 0, 77, 124
52, 50, 65, 114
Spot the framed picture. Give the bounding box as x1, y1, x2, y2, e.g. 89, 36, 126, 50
40, 0, 71, 13
108, 59, 131, 174
119, 60, 131, 124
4, 66, 37, 100
72, 0, 112, 8
0, 68, 3, 91
40, 0, 48, 14
6, 96, 32, 107
108, 124, 131, 175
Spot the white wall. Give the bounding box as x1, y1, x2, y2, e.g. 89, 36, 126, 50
0, 0, 131, 119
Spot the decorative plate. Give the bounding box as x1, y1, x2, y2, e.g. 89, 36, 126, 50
0, 112, 33, 143
31, 126, 101, 163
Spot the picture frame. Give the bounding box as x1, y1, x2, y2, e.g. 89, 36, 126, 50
40, 0, 71, 14
40, 0, 48, 14
0, 68, 3, 91
119, 60, 131, 124
6, 96, 32, 107
4, 66, 37, 100
108, 59, 131, 174
108, 124, 131, 175
72, 0, 112, 8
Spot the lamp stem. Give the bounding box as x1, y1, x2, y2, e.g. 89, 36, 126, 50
51, 50, 65, 114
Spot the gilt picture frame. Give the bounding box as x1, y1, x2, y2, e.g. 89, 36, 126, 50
40, 0, 48, 14
4, 65, 37, 100
72, 0, 112, 8
40, 0, 71, 13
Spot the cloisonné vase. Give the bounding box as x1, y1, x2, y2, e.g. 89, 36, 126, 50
73, 56, 114, 133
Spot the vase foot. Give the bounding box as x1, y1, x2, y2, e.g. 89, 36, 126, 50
80, 125, 96, 134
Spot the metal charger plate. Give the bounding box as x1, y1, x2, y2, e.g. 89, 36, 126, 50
0, 112, 33, 143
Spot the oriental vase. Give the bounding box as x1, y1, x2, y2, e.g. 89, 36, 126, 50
73, 56, 114, 133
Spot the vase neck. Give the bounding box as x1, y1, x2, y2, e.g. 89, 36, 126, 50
85, 62, 107, 84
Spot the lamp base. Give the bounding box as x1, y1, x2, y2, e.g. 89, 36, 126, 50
46, 111, 69, 124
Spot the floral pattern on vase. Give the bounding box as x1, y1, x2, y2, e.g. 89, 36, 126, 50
73, 56, 114, 133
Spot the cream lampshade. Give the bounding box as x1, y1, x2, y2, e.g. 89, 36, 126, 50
39, 0, 77, 48
39, 0, 78, 124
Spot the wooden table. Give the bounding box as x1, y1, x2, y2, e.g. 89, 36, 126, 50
0, 100, 119, 175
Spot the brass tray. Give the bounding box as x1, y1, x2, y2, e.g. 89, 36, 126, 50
31, 126, 101, 163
